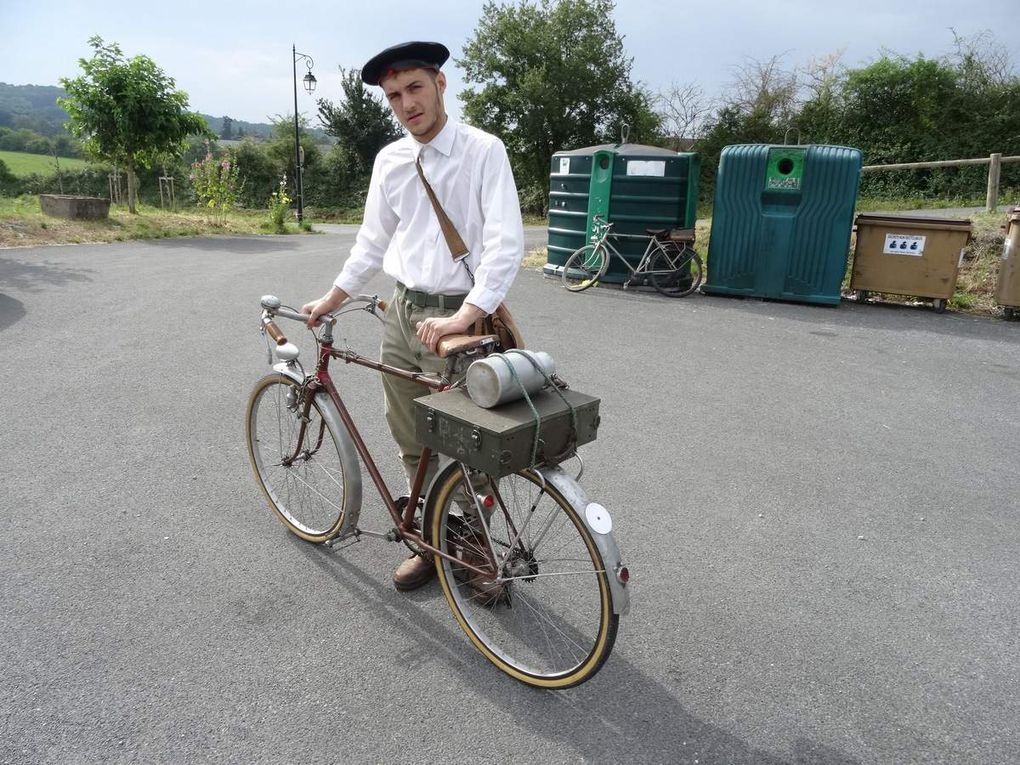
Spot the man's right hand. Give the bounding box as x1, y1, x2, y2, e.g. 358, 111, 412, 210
301, 286, 349, 327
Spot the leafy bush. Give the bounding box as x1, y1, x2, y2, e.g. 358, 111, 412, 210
0, 159, 17, 195
189, 151, 242, 219
268, 177, 291, 233
232, 138, 278, 209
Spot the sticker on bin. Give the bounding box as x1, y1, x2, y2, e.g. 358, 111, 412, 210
625, 160, 665, 177
883, 234, 926, 256
557, 157, 570, 175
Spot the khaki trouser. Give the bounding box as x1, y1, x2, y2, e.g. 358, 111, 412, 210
381, 287, 463, 492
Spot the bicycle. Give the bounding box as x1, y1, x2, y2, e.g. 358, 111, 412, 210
562, 214, 703, 297
245, 294, 630, 689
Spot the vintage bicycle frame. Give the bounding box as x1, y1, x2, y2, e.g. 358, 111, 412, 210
589, 220, 678, 280
264, 304, 497, 578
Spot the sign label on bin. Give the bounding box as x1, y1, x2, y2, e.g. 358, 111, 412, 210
883, 233, 926, 256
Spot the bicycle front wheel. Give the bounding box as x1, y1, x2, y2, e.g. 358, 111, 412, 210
649, 244, 703, 297
562, 244, 607, 292
427, 464, 618, 689
246, 374, 358, 542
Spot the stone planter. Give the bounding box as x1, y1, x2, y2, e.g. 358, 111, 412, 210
38, 194, 111, 221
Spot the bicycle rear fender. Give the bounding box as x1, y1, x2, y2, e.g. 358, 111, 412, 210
270, 363, 363, 535
539, 466, 630, 616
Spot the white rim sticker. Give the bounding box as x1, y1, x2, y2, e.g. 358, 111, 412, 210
585, 503, 613, 534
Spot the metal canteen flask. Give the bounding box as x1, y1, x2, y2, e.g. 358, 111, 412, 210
466, 350, 556, 409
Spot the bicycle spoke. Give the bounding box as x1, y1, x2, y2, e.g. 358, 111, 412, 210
433, 467, 614, 684
248, 378, 348, 539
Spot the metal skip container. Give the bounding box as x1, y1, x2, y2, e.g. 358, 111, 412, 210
850, 214, 973, 313
996, 209, 1020, 320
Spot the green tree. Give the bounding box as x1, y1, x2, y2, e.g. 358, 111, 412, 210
221, 116, 234, 141
264, 115, 321, 205
459, 0, 661, 210
797, 38, 1020, 198
232, 138, 278, 208
316, 66, 402, 200
58, 36, 210, 212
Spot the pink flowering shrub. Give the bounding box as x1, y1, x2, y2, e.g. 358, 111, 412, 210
189, 150, 242, 220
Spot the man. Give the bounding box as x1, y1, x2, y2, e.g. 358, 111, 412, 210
302, 41, 524, 591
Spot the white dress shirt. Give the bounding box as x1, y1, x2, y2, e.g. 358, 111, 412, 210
333, 120, 524, 315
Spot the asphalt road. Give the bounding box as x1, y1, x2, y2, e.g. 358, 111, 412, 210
1, 229, 1018, 764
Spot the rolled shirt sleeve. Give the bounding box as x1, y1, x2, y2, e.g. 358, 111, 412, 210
464, 138, 524, 315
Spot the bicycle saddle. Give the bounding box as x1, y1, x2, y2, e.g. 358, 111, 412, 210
437, 334, 499, 359
669, 228, 696, 243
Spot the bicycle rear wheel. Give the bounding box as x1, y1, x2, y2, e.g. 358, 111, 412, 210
648, 244, 703, 297
246, 374, 358, 542
426, 463, 618, 689
562, 244, 608, 292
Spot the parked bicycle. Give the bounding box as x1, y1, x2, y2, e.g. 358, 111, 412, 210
562, 214, 703, 297
246, 294, 629, 688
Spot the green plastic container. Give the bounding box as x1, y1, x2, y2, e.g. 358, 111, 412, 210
545, 144, 699, 283
703, 144, 862, 305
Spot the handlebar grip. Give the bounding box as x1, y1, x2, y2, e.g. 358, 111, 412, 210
264, 319, 287, 345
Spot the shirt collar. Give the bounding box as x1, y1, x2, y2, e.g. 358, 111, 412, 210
413, 118, 457, 160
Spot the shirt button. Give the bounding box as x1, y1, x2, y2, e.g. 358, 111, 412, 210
415, 352, 422, 360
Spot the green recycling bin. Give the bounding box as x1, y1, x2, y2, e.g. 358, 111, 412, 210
703, 144, 862, 305
545, 144, 699, 283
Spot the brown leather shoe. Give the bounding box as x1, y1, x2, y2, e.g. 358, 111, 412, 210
393, 553, 436, 591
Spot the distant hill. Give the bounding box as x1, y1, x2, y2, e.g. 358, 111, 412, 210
0, 83, 70, 136
0, 83, 330, 143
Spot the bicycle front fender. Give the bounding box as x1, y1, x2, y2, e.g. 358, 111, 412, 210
537, 465, 630, 617
270, 363, 363, 536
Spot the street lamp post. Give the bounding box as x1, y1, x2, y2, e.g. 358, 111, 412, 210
292, 44, 317, 223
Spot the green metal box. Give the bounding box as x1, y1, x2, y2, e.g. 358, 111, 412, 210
545, 144, 699, 283
703, 144, 862, 305
414, 388, 601, 478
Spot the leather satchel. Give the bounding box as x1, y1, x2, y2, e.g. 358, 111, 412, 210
415, 154, 525, 350
477, 302, 525, 351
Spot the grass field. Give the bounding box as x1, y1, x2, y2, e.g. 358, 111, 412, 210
0, 150, 89, 176
0, 195, 312, 248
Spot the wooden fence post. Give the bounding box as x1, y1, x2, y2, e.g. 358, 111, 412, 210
986, 153, 1002, 213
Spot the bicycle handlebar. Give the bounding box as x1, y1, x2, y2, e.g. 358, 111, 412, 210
260, 294, 388, 331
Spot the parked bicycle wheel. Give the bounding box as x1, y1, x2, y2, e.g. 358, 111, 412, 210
562, 244, 608, 292
246, 374, 358, 542
426, 463, 618, 689
648, 243, 703, 297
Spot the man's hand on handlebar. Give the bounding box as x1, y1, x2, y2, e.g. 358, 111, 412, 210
302, 286, 349, 327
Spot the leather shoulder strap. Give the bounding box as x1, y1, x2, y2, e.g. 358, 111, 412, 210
415, 153, 468, 260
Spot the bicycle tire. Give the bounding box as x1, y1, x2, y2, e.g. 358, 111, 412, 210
648, 243, 703, 297
562, 244, 608, 292
246, 373, 358, 542
426, 463, 618, 689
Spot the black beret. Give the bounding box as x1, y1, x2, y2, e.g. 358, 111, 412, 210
361, 41, 450, 86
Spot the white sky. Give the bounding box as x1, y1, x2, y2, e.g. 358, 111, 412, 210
2, 0, 1017, 126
